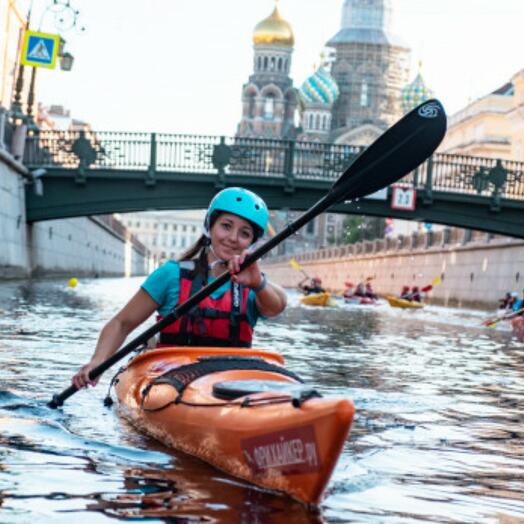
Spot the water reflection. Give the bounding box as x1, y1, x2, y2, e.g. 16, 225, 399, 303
0, 279, 523, 522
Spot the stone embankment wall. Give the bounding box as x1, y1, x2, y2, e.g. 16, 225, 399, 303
262, 229, 524, 309
1, 150, 151, 279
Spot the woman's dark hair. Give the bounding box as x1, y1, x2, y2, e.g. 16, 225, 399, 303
178, 234, 210, 279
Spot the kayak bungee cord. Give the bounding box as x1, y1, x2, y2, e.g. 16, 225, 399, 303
139, 392, 321, 413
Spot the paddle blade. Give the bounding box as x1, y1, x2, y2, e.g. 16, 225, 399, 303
332, 99, 447, 202
289, 257, 302, 271
431, 276, 442, 286
421, 285, 433, 293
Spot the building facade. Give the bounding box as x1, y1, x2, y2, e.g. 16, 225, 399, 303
440, 68, 524, 161
328, 0, 411, 145
236, 0, 431, 252
236, 4, 298, 139
0, 0, 26, 111
120, 210, 205, 263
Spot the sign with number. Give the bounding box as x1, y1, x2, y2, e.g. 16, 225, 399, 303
21, 30, 60, 69
391, 186, 416, 211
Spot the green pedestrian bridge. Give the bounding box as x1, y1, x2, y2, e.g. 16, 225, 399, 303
23, 131, 524, 239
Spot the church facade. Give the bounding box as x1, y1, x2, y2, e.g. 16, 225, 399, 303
236, 0, 434, 251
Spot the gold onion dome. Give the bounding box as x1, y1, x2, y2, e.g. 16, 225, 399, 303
253, 5, 294, 47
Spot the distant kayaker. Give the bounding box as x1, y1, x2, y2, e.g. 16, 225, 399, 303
72, 187, 287, 389
410, 286, 422, 302
365, 282, 378, 300
343, 281, 355, 299
499, 292, 513, 310
399, 285, 411, 300
299, 276, 325, 295
512, 291, 524, 313
354, 282, 366, 297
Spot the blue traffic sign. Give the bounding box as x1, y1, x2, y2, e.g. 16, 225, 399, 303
21, 30, 60, 69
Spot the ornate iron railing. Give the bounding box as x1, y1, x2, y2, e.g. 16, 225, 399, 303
23, 131, 524, 200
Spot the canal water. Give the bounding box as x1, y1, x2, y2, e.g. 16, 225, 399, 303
0, 277, 522, 523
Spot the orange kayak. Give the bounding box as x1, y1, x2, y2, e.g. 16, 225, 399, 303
115, 346, 355, 505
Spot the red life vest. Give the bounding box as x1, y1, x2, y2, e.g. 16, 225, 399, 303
157, 261, 253, 348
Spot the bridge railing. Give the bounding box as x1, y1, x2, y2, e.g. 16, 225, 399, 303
24, 131, 524, 199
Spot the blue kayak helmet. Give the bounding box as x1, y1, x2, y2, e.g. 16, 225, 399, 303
204, 187, 269, 243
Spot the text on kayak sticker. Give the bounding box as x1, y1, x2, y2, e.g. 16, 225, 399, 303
241, 425, 321, 475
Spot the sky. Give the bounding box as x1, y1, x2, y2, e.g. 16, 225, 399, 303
32, 0, 524, 135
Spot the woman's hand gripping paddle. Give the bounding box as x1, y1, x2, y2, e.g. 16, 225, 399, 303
48, 99, 447, 408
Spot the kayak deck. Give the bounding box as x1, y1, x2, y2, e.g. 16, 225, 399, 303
300, 292, 334, 307
115, 346, 354, 505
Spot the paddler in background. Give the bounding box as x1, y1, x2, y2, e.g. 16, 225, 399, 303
498, 292, 513, 310
365, 282, 378, 300
410, 286, 422, 302
399, 285, 411, 300
343, 281, 355, 299
72, 187, 287, 389
299, 276, 325, 295
353, 282, 366, 297
511, 290, 524, 312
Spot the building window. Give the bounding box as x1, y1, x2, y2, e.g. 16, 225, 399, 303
264, 94, 275, 119
360, 79, 369, 107
247, 94, 256, 118
306, 221, 315, 234
263, 56, 268, 70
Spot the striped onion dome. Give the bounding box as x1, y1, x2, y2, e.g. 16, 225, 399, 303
401, 71, 433, 113
299, 66, 339, 106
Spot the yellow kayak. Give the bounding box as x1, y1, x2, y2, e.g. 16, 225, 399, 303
300, 292, 334, 307
386, 295, 425, 309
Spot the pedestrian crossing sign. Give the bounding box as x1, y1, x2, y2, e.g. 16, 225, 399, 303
21, 30, 60, 69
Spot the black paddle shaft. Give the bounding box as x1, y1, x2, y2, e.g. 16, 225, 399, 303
48, 99, 447, 408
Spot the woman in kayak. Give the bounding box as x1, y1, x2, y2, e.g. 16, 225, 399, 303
72, 187, 287, 389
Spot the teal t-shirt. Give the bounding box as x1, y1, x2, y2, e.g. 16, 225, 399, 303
141, 260, 261, 327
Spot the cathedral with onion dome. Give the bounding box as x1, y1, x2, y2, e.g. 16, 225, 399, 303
236, 0, 435, 249
236, 3, 298, 139
237, 0, 434, 145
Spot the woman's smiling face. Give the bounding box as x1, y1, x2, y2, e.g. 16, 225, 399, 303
210, 212, 255, 260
